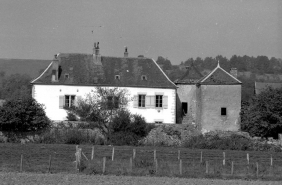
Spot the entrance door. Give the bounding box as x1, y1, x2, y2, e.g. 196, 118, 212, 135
182, 102, 188, 115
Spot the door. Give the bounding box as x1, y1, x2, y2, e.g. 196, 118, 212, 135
182, 102, 188, 115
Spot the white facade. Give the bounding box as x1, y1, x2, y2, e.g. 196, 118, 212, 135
33, 84, 176, 124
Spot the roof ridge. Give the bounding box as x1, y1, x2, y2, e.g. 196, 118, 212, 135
200, 63, 242, 84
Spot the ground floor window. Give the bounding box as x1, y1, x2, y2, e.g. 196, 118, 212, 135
65, 95, 75, 108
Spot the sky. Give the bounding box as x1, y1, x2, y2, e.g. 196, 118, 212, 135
0, 0, 281, 64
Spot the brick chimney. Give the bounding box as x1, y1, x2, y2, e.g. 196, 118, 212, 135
124, 47, 128, 57
51, 54, 59, 82
93, 42, 101, 65
230, 68, 237, 78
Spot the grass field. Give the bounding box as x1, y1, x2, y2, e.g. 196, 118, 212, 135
0, 143, 282, 180
0, 172, 281, 185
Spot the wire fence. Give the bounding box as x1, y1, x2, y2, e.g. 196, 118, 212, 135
1, 144, 282, 179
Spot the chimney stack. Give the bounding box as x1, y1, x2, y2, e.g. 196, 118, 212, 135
124, 46, 128, 57
51, 54, 59, 82
93, 42, 101, 65
230, 68, 237, 78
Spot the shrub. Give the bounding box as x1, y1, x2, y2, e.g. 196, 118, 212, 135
109, 131, 140, 146
0, 97, 50, 134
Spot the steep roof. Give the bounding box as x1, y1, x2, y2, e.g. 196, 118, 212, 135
31, 53, 176, 89
199, 62, 242, 85
255, 82, 282, 94
174, 64, 203, 84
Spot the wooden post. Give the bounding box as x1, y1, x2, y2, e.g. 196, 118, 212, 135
103, 157, 106, 174
270, 155, 273, 166
200, 151, 203, 163
178, 150, 180, 160
133, 149, 136, 160
256, 162, 259, 178
112, 147, 115, 161
154, 149, 156, 161
48, 155, 52, 173
82, 152, 89, 161
179, 159, 182, 175
129, 157, 133, 174
91, 146, 94, 160
205, 161, 208, 174
223, 152, 226, 166
247, 153, 249, 165
231, 161, 234, 175
155, 159, 158, 174
20, 154, 23, 172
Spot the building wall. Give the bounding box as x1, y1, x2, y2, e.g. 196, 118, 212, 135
198, 85, 241, 132
32, 84, 176, 123
176, 84, 197, 124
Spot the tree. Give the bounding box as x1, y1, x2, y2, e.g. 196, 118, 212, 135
0, 97, 50, 133
0, 73, 32, 100
241, 87, 282, 138
156, 56, 172, 70
67, 87, 131, 140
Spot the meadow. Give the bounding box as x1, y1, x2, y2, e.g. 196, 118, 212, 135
0, 143, 282, 180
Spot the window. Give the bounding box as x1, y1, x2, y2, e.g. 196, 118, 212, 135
65, 95, 75, 108
138, 95, 145, 107
65, 74, 69, 79
155, 95, 163, 108
115, 75, 120, 80
141, 75, 147, 80
221, 107, 227, 116
107, 96, 119, 109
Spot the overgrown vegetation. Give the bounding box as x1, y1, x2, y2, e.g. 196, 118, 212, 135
241, 87, 282, 139
0, 98, 50, 140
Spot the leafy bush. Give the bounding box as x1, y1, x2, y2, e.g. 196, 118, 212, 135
0, 98, 50, 134
109, 131, 140, 146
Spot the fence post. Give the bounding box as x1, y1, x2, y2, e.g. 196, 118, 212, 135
246, 153, 249, 175
179, 159, 182, 175
112, 147, 115, 161
103, 157, 106, 174
200, 151, 203, 163
231, 161, 234, 175
129, 157, 133, 174
155, 159, 158, 174
256, 162, 259, 178
133, 149, 136, 160
20, 154, 23, 172
178, 150, 180, 160
91, 146, 94, 160
223, 152, 226, 166
48, 155, 52, 173
270, 155, 273, 167
154, 149, 156, 161
205, 161, 209, 174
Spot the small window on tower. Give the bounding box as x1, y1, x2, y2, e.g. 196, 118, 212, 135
221, 107, 227, 116
115, 75, 120, 80
65, 74, 69, 79
141, 75, 147, 80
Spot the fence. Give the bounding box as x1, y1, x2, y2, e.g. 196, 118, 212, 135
1, 144, 282, 179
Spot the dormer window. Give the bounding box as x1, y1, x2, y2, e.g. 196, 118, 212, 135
115, 75, 120, 80
65, 74, 69, 79
141, 75, 147, 81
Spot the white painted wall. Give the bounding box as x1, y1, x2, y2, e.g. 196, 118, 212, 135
32, 84, 176, 124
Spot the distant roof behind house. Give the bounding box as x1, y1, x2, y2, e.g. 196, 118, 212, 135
31, 53, 176, 89
174, 64, 203, 84
255, 82, 282, 94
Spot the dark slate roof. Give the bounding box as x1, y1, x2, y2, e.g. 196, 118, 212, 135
255, 82, 282, 94
199, 63, 242, 85
31, 53, 176, 89
174, 64, 203, 84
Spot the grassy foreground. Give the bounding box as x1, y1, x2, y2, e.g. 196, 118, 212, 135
0, 172, 281, 185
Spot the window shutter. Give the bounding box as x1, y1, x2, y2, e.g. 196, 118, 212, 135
75, 96, 82, 106
163, 96, 168, 109
145, 96, 151, 108
133, 95, 138, 108
150, 96, 155, 108
59, 96, 64, 109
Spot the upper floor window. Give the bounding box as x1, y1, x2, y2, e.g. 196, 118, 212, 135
221, 107, 227, 116
138, 95, 146, 107
155, 95, 163, 108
